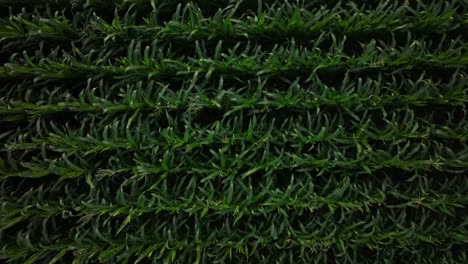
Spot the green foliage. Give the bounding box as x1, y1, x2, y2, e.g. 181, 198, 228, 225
0, 0, 467, 263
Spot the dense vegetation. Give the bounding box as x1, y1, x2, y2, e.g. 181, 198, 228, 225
0, 0, 467, 263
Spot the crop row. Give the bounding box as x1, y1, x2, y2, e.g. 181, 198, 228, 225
1, 72, 467, 121
1, 36, 466, 83
1, 0, 464, 52
1, 205, 466, 263
1, 171, 466, 229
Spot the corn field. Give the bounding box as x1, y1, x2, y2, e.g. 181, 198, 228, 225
0, 0, 467, 263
